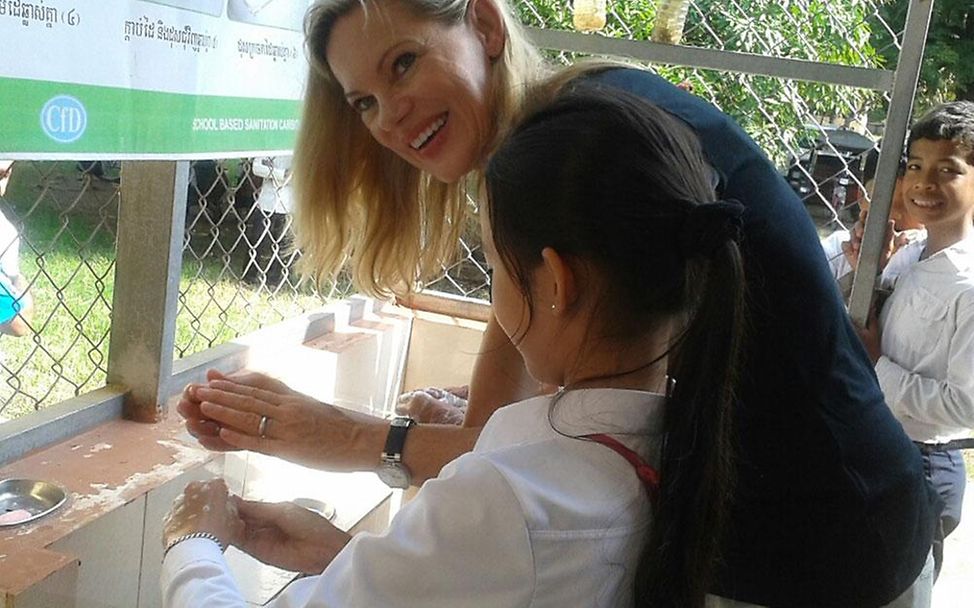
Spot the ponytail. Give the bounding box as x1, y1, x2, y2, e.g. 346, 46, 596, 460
636, 237, 746, 608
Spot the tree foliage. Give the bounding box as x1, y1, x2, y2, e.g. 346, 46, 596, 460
515, 0, 969, 160
514, 0, 884, 164
872, 0, 974, 105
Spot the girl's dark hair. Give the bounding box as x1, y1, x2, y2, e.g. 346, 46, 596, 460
485, 85, 747, 608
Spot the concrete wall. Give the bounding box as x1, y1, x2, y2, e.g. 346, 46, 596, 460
401, 312, 486, 391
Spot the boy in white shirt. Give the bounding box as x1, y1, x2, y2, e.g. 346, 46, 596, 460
857, 101, 974, 577
820, 150, 925, 284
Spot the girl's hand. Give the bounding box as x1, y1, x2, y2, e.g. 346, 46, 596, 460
162, 479, 245, 552
235, 500, 351, 574
190, 376, 387, 471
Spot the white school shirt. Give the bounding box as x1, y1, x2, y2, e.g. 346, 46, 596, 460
820, 228, 926, 282
876, 234, 974, 444
821, 230, 854, 280
163, 389, 668, 608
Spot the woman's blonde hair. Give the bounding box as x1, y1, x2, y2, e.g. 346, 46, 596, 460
293, 0, 544, 296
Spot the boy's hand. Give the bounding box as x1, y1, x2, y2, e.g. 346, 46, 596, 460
841, 209, 899, 272
854, 306, 883, 365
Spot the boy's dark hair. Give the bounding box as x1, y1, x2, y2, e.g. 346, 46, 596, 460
862, 147, 906, 182
908, 101, 974, 161
486, 84, 747, 608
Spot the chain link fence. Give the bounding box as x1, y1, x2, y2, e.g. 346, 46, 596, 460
424, 0, 912, 299
0, 158, 353, 423
0, 161, 118, 422
177, 157, 352, 358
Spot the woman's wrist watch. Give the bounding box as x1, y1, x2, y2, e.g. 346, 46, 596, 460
376, 416, 416, 489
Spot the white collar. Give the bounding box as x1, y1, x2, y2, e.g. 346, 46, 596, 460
918, 232, 974, 272
550, 388, 665, 438
494, 388, 665, 439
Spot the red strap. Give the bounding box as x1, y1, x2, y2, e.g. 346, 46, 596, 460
583, 433, 660, 495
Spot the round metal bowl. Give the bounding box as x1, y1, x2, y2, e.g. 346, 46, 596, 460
0, 479, 68, 527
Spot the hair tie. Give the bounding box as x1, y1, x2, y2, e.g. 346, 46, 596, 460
679, 199, 745, 258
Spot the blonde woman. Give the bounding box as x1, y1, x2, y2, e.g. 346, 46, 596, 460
173, 1, 935, 606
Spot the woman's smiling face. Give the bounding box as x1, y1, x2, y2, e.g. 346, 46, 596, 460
326, 0, 504, 183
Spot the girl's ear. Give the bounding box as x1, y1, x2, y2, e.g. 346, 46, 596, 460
468, 0, 506, 61
540, 247, 577, 314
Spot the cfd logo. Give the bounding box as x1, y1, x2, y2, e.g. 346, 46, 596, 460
40, 95, 88, 144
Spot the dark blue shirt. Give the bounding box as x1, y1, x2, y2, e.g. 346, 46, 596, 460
592, 68, 936, 607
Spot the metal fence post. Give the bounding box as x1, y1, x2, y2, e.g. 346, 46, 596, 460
848, 0, 936, 326
107, 161, 188, 422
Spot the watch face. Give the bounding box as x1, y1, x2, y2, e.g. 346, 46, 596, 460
377, 463, 411, 489
390, 416, 415, 429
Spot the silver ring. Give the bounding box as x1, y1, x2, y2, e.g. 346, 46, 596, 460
258, 415, 270, 438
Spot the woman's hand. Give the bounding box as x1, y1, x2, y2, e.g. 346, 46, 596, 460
177, 369, 300, 452
162, 479, 245, 552
189, 374, 388, 471
396, 386, 468, 425
234, 500, 350, 574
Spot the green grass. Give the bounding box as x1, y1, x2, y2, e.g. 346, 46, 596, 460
174, 255, 333, 358
0, 202, 114, 419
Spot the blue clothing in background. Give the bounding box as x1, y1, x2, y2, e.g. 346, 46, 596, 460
0, 276, 20, 325
591, 68, 937, 608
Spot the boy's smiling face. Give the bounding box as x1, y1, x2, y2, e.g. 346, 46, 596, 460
902, 138, 974, 231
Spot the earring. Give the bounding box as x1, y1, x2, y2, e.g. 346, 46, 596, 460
550, 304, 556, 311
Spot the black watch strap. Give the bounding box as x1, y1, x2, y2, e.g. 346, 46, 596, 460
381, 416, 416, 463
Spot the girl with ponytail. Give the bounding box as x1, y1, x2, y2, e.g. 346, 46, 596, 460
483, 84, 747, 607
